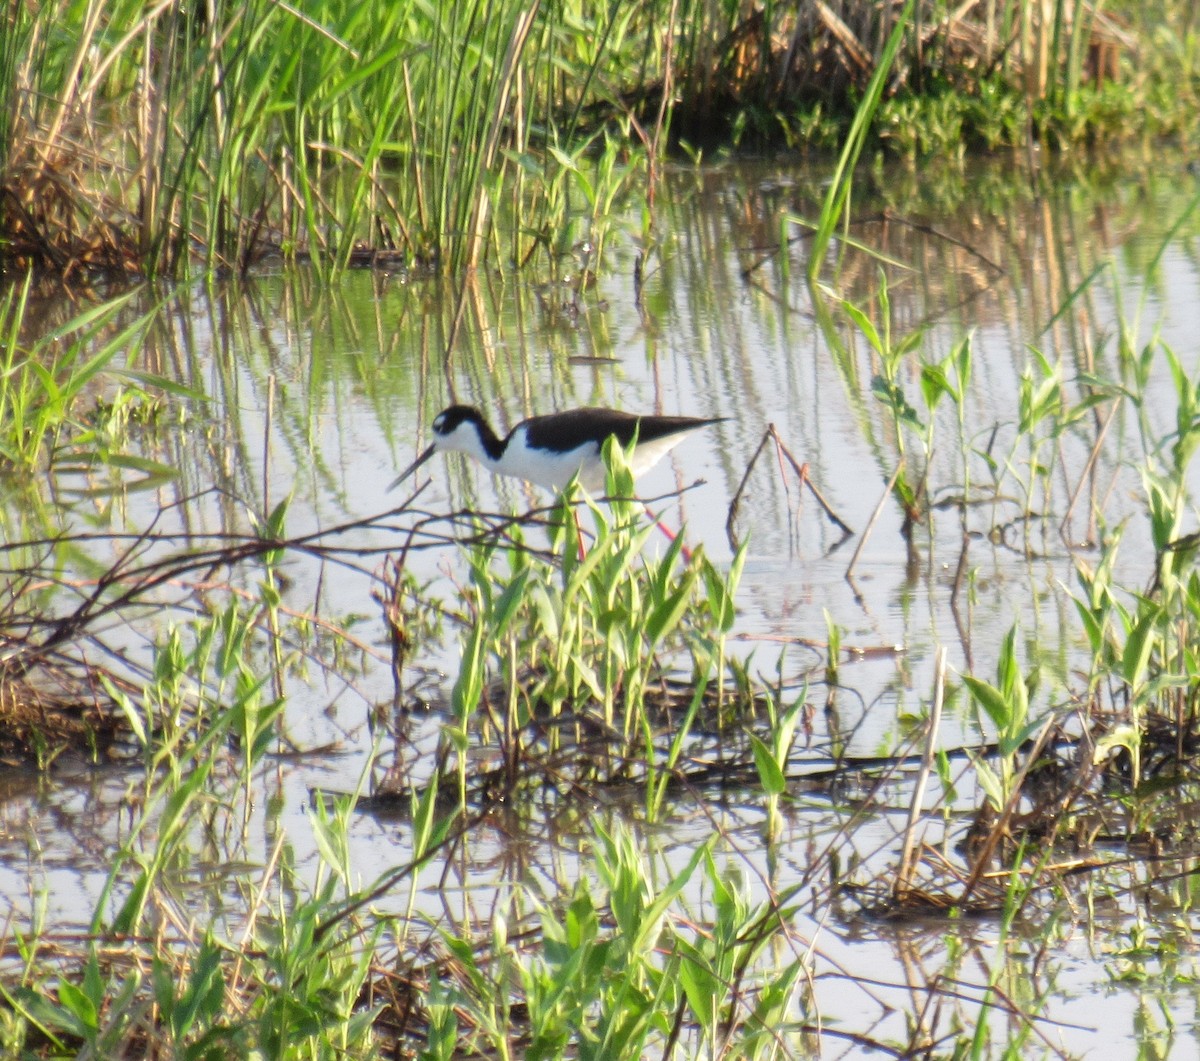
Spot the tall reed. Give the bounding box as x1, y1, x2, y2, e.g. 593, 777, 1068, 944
2, 1, 1183, 278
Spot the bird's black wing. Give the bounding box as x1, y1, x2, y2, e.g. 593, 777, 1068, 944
519, 408, 726, 452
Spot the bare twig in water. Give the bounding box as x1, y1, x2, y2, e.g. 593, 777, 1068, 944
894, 645, 946, 902
726, 424, 853, 549
769, 425, 853, 534
1, 480, 703, 664
726, 431, 771, 549
845, 460, 904, 581
1060, 395, 1120, 546
879, 208, 1006, 276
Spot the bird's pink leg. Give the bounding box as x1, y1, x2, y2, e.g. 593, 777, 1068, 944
643, 505, 691, 563
574, 508, 587, 560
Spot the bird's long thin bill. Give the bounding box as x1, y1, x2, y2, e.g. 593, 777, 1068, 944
388, 444, 436, 491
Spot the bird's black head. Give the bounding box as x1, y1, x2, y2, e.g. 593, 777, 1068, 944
429, 404, 506, 460
390, 406, 499, 492
432, 405, 487, 439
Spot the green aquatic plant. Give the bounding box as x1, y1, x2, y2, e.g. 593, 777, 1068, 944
748, 682, 806, 844
445, 437, 750, 814
807, 0, 915, 282
836, 276, 929, 528
423, 822, 806, 1060
0, 280, 160, 475
963, 624, 1044, 811
10, 0, 1192, 278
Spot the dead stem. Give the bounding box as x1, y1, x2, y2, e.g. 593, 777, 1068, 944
845, 460, 905, 581
726, 425, 852, 550
894, 645, 946, 902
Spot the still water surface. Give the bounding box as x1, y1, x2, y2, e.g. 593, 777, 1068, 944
5, 152, 1200, 1054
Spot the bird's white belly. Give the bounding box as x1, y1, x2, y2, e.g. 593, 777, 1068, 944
492, 440, 604, 492
483, 425, 698, 494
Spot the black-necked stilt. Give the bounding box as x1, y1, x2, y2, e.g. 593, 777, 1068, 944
390, 404, 727, 494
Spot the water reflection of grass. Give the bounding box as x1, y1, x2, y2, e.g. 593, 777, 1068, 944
7, 329, 1200, 1055
0, 478, 811, 1056
8, 171, 1200, 1053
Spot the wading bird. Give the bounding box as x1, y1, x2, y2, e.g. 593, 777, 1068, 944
390, 404, 726, 495
390, 404, 727, 556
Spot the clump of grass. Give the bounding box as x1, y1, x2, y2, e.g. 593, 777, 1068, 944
441, 439, 749, 802
806, 190, 1200, 982
0, 278, 152, 475
419, 822, 808, 1059
662, 0, 1186, 153
0, 0, 636, 279
3, 2, 1193, 279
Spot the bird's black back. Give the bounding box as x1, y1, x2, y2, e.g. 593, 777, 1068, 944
519, 407, 726, 453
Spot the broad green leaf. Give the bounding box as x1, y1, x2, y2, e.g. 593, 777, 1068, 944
1121, 604, 1160, 688
964, 674, 1011, 732
749, 732, 786, 796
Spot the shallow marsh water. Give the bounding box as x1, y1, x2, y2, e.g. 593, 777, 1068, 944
5, 151, 1200, 1055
